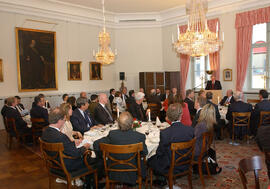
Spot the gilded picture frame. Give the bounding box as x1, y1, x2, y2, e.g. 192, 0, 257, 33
68, 61, 82, 80
223, 68, 232, 81
15, 27, 57, 92
90, 62, 102, 80
0, 59, 3, 82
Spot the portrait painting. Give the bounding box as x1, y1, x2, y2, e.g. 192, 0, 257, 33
15, 27, 57, 92
90, 62, 102, 80
223, 69, 232, 81
0, 59, 3, 82
68, 61, 82, 80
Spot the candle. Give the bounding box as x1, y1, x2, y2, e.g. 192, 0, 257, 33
218, 96, 220, 103
115, 49, 118, 55
222, 32, 224, 41
148, 109, 151, 122
172, 34, 174, 44
117, 108, 119, 118
177, 24, 180, 40
216, 22, 219, 33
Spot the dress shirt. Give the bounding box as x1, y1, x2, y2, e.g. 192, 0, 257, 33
226, 96, 232, 103
78, 108, 91, 128
49, 126, 60, 132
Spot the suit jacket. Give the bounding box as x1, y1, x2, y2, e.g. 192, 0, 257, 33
41, 127, 86, 171
30, 105, 49, 126
1, 105, 9, 117
93, 129, 148, 185
70, 108, 97, 135
109, 95, 114, 104
219, 96, 235, 106
252, 99, 270, 126
149, 122, 194, 174
94, 103, 114, 125
184, 97, 196, 116
128, 101, 146, 121
147, 95, 162, 109
5, 106, 29, 134
226, 101, 253, 123
126, 96, 135, 105
207, 100, 221, 121
205, 80, 222, 90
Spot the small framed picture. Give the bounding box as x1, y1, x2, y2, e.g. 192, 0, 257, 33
90, 62, 102, 80
223, 69, 232, 81
68, 61, 82, 80
0, 59, 3, 82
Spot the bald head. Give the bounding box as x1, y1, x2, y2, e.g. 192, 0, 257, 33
234, 91, 243, 101
118, 112, 133, 131
80, 92, 87, 98
98, 93, 108, 105
150, 89, 156, 95
226, 89, 233, 97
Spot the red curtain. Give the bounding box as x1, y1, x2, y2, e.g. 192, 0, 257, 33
207, 19, 220, 80
179, 25, 190, 98
235, 6, 270, 91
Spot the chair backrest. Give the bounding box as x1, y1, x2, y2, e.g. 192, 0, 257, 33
99, 143, 143, 178
232, 112, 251, 127
170, 138, 196, 173
238, 156, 263, 189
199, 132, 213, 159
31, 118, 47, 131
147, 103, 160, 119
259, 111, 270, 127
265, 152, 270, 180
247, 99, 260, 104
39, 138, 75, 179
4, 117, 19, 137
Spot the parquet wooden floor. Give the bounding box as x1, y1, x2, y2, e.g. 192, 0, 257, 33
0, 130, 78, 189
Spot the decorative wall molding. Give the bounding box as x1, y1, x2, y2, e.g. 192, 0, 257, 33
0, 0, 269, 29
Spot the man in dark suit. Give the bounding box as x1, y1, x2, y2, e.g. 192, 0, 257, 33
15, 96, 25, 110
219, 89, 235, 106
1, 98, 8, 118
184, 89, 196, 117
32, 93, 51, 109
5, 97, 31, 135
126, 90, 135, 105
192, 96, 207, 127
251, 89, 270, 135
121, 87, 128, 105
109, 88, 115, 104
93, 112, 148, 186
205, 75, 222, 90
71, 97, 99, 135
206, 92, 223, 139
94, 93, 114, 125
226, 91, 253, 139
128, 92, 147, 121
148, 103, 194, 186
147, 89, 162, 109
30, 96, 49, 126
156, 88, 162, 101
42, 107, 103, 188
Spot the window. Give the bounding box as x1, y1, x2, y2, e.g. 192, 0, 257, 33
246, 23, 270, 90
190, 56, 210, 89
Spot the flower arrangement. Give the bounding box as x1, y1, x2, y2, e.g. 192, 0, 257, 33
132, 118, 141, 130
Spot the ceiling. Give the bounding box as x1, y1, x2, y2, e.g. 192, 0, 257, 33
56, 0, 188, 13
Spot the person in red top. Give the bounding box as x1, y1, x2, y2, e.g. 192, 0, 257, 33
163, 93, 192, 126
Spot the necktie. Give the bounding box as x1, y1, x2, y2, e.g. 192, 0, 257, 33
104, 106, 113, 122
84, 111, 92, 127
212, 83, 214, 89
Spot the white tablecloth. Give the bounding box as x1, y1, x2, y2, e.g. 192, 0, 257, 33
81, 122, 170, 159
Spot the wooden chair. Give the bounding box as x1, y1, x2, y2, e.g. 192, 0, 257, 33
4, 117, 30, 149
99, 142, 146, 189
247, 99, 260, 104
259, 111, 270, 127
238, 156, 263, 189
147, 103, 160, 121
31, 118, 48, 145
232, 112, 251, 144
192, 132, 213, 187
150, 138, 196, 189
39, 138, 98, 189
265, 152, 270, 180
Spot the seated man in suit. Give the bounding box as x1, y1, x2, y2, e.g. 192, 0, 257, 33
226, 91, 253, 139
148, 103, 194, 186
126, 90, 135, 105
32, 93, 51, 109
15, 96, 25, 110
94, 112, 148, 186
128, 92, 148, 121
220, 89, 235, 106
88, 94, 98, 116
109, 88, 115, 104
192, 96, 207, 127
71, 97, 99, 135
184, 89, 197, 117
1, 98, 8, 118
30, 96, 49, 126
205, 75, 222, 90
42, 107, 103, 188
5, 97, 31, 135
251, 89, 270, 135
148, 89, 162, 109
94, 93, 114, 125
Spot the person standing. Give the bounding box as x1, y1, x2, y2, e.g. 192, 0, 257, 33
205, 75, 222, 90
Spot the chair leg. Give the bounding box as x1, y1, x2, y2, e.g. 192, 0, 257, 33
67, 179, 72, 189
168, 175, 173, 189
198, 161, 205, 187
48, 176, 52, 189
205, 159, 212, 178
94, 171, 98, 189
145, 173, 149, 189
188, 171, 193, 189
232, 125, 234, 144
105, 178, 110, 189
150, 169, 153, 189
138, 177, 142, 189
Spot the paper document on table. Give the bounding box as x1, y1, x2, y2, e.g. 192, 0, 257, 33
76, 139, 90, 148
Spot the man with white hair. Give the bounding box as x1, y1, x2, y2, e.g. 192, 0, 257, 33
128, 92, 147, 121
220, 89, 235, 106
226, 91, 252, 139
94, 93, 114, 125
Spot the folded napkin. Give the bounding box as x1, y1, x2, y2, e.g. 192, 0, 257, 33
156, 116, 162, 126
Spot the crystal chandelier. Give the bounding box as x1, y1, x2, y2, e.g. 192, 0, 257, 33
93, 0, 116, 65
173, 0, 223, 57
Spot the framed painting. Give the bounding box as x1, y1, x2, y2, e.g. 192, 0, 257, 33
223, 69, 232, 81
0, 59, 3, 82
68, 61, 82, 80
90, 62, 102, 80
15, 27, 57, 92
